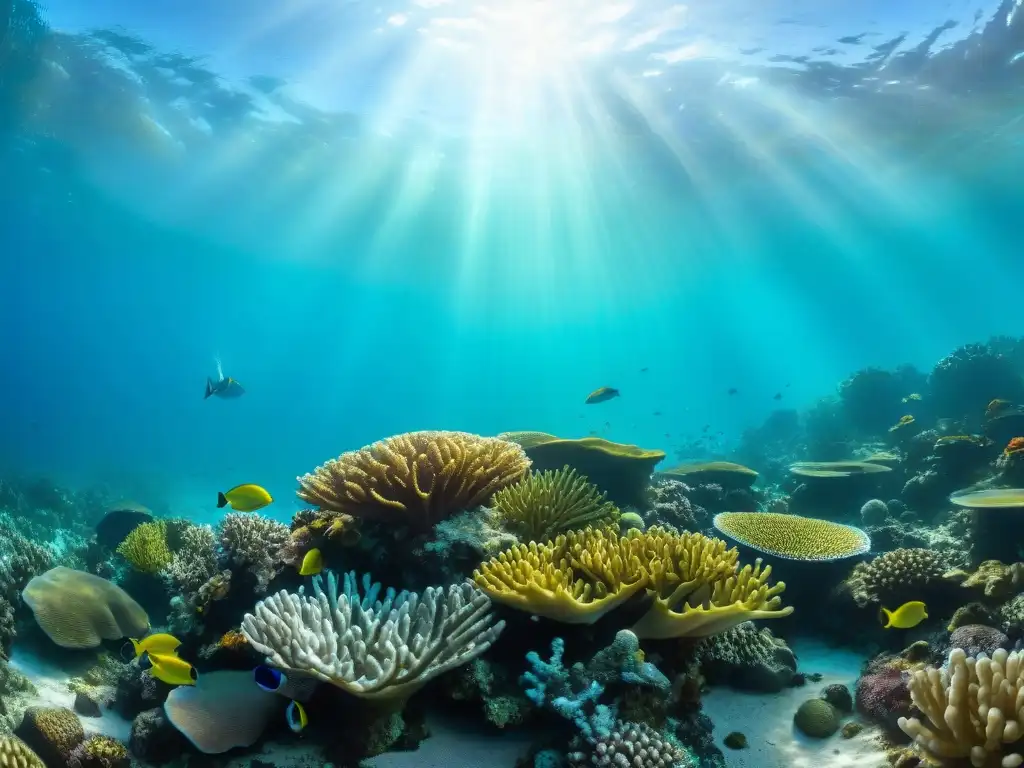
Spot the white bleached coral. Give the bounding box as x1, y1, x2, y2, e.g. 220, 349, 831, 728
240, 570, 505, 700
899, 647, 1024, 767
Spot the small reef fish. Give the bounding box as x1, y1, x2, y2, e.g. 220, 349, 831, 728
880, 601, 928, 629
902, 393, 922, 403
727, 387, 738, 396
204, 376, 244, 400
217, 484, 273, 512
254, 665, 286, 693
298, 548, 323, 576
128, 633, 181, 659
773, 393, 782, 400
585, 387, 620, 404
285, 700, 308, 733
142, 652, 197, 686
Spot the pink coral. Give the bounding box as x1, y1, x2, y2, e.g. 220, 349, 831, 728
855, 665, 911, 732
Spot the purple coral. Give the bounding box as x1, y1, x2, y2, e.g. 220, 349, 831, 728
948, 624, 1010, 658
855, 665, 911, 732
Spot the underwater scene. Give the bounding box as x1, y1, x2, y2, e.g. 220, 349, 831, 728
6, 0, 1024, 767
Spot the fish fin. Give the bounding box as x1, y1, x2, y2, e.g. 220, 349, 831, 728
217, 492, 229, 508
204, 378, 214, 399
880, 607, 893, 629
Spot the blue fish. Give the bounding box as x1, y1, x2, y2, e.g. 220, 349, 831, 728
254, 665, 286, 693
285, 700, 308, 733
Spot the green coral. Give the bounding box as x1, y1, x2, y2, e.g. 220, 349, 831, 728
115, 521, 172, 574
491, 466, 620, 542
793, 698, 839, 738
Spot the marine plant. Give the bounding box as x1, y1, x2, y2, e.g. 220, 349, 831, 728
115, 520, 172, 574
490, 465, 620, 543
473, 526, 792, 637
241, 570, 505, 700
296, 431, 530, 531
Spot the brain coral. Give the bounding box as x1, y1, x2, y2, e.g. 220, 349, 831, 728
21, 568, 149, 649
490, 466, 620, 543
0, 737, 44, 768
793, 698, 839, 738
712, 512, 870, 561
844, 548, 947, 608
297, 431, 530, 531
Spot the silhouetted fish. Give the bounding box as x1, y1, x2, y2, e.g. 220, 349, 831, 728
205, 376, 244, 400
727, 388, 738, 395
773, 393, 782, 400
585, 387, 620, 404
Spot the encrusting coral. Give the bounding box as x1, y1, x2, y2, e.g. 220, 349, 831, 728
490, 466, 620, 543
216, 513, 288, 593
115, 521, 172, 574
712, 512, 870, 560
241, 570, 505, 700
473, 526, 792, 637
899, 648, 1024, 767
296, 431, 531, 532
844, 548, 948, 607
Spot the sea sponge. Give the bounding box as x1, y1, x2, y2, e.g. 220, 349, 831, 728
712, 512, 870, 561
0, 737, 44, 768
794, 698, 840, 738
217, 513, 288, 593
16, 706, 85, 767
490, 466, 620, 543
472, 529, 648, 624
899, 648, 1024, 767
297, 431, 530, 531
498, 432, 664, 508
116, 521, 172, 574
844, 548, 947, 607
21, 568, 149, 649
241, 570, 505, 700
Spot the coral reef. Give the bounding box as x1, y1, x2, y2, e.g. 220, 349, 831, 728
115, 521, 172, 574
216, 512, 288, 593
695, 621, 797, 692
712, 511, 870, 560
16, 706, 85, 768
844, 548, 948, 607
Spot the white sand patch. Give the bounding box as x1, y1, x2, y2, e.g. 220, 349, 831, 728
9, 646, 132, 742
702, 638, 889, 768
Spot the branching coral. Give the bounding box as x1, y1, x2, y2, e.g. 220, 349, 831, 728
296, 431, 530, 531
116, 521, 172, 574
844, 548, 948, 608
899, 648, 1024, 767
162, 524, 217, 599
473, 526, 792, 637
241, 570, 505, 700
491, 466, 620, 543
216, 513, 288, 593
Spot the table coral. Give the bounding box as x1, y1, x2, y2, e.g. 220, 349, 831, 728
712, 511, 870, 561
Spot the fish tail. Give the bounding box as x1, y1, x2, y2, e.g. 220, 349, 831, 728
204, 378, 214, 399
881, 608, 893, 629
217, 492, 229, 508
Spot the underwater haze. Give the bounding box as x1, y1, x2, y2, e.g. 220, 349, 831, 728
2, 0, 1024, 517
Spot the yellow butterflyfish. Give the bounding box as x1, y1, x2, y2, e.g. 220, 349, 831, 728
298, 548, 323, 577
217, 484, 273, 512
880, 601, 928, 630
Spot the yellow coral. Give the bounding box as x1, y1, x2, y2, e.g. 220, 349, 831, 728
713, 512, 870, 561
0, 737, 44, 768
296, 431, 530, 531
474, 526, 792, 638
217, 629, 248, 650
116, 520, 172, 574
83, 735, 127, 761
491, 466, 620, 543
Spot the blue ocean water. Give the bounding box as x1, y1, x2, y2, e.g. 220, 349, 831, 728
2, 0, 1023, 522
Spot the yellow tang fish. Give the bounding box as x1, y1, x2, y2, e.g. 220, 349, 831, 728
217, 484, 273, 512
585, 387, 620, 404
880, 601, 928, 630
285, 700, 308, 733
298, 548, 323, 577
129, 633, 181, 658
145, 652, 197, 686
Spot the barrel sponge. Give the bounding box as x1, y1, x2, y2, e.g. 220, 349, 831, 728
296, 431, 531, 531
473, 527, 648, 624
713, 512, 870, 561
21, 567, 149, 648
241, 570, 505, 700
164, 671, 280, 754
491, 466, 621, 543
0, 737, 45, 768
115, 520, 172, 574
899, 648, 1024, 767
628, 527, 792, 639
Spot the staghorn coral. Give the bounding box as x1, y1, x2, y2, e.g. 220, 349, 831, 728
216, 513, 288, 593
696, 621, 796, 692
844, 549, 947, 608
474, 526, 792, 637
297, 431, 530, 531
161, 524, 217, 600
568, 721, 692, 767
21, 568, 148, 648
899, 648, 1024, 767
491, 466, 620, 543
115, 521, 172, 574
241, 570, 505, 700
712, 511, 870, 561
